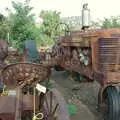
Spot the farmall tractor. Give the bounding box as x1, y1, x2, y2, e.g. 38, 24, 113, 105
50, 4, 120, 120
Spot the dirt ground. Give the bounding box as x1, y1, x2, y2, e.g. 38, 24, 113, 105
51, 70, 104, 120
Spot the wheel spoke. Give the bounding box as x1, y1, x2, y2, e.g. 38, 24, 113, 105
39, 93, 45, 109
45, 95, 49, 114
49, 91, 53, 114
52, 103, 59, 116
38, 90, 60, 120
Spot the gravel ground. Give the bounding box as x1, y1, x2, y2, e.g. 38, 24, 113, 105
51, 70, 103, 120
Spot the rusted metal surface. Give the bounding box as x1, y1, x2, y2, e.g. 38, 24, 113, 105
91, 28, 120, 71
0, 60, 69, 120
0, 37, 71, 120
1, 63, 51, 89
1, 28, 120, 119
95, 38, 120, 86
0, 114, 14, 120
59, 29, 120, 47
51, 40, 93, 79
50, 28, 120, 84
0, 86, 69, 120
98, 38, 120, 71
56, 28, 120, 72
0, 96, 16, 114
0, 88, 39, 120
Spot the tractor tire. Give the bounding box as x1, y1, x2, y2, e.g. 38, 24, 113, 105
103, 87, 120, 120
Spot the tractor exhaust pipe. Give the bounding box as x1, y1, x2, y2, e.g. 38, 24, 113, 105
82, 3, 90, 30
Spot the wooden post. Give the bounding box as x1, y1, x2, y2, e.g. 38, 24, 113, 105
15, 87, 22, 120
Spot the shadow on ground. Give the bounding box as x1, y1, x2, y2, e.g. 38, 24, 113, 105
51, 71, 103, 120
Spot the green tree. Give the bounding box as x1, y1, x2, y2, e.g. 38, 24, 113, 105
102, 16, 120, 28
9, 0, 36, 51
0, 14, 9, 40
37, 10, 62, 46
62, 16, 81, 30
34, 27, 53, 47
40, 10, 61, 38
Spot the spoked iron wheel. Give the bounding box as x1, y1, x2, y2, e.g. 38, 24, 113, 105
102, 87, 120, 120
39, 88, 70, 120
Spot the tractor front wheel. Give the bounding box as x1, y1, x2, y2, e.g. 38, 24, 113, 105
102, 87, 120, 120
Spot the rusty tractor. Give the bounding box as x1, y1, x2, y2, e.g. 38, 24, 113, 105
0, 3, 120, 120
48, 4, 120, 120
51, 27, 120, 120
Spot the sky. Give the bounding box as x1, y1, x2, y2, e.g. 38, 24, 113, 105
0, 0, 120, 21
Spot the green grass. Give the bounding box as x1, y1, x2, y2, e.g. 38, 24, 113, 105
40, 81, 54, 88
67, 104, 77, 115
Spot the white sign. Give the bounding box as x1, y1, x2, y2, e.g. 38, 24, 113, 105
8, 90, 16, 96
36, 84, 47, 94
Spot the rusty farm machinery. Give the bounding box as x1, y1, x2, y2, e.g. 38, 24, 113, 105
51, 27, 120, 120
0, 39, 70, 120
0, 3, 120, 120
46, 4, 120, 120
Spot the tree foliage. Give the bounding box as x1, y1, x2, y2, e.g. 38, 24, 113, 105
9, 0, 36, 51
0, 14, 9, 40
36, 10, 70, 46
40, 10, 61, 38
101, 16, 120, 28
0, 0, 68, 49
1, 0, 120, 51
62, 16, 81, 30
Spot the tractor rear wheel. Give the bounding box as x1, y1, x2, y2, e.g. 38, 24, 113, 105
102, 87, 120, 120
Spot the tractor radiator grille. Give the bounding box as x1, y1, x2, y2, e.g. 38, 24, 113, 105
97, 38, 120, 72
